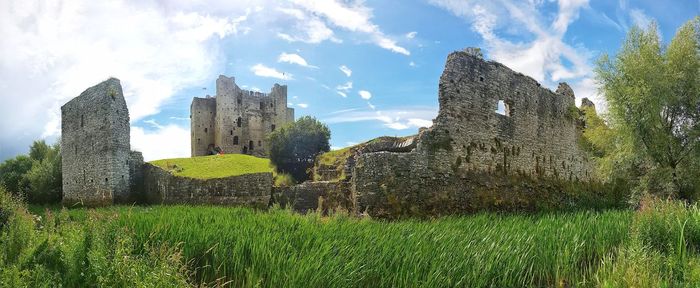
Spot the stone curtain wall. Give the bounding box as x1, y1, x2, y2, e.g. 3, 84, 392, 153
273, 181, 352, 213
142, 163, 272, 208
191, 75, 294, 157
61, 78, 131, 206
428, 50, 591, 180
351, 50, 598, 217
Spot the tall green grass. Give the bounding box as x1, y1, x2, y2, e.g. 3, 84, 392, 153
104, 206, 631, 287
13, 192, 700, 287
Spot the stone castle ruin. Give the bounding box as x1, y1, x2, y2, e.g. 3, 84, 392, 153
61, 48, 603, 216
190, 75, 295, 157
61, 78, 143, 206
298, 48, 599, 217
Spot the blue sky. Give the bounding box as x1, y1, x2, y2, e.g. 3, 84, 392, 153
0, 0, 698, 161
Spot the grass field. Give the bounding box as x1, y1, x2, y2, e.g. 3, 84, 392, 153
5, 190, 700, 287
149, 154, 272, 179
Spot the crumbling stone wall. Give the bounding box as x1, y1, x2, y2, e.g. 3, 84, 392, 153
190, 75, 295, 157
61, 78, 132, 206
273, 181, 352, 213
351, 49, 599, 217
142, 163, 272, 208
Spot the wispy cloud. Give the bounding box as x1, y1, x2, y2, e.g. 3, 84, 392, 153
297, 103, 309, 108
290, 0, 410, 55
278, 52, 318, 68
324, 106, 437, 131
131, 124, 190, 161
339, 65, 352, 77
405, 31, 417, 39
428, 0, 603, 106
336, 81, 353, 92
336, 91, 347, 97
251, 64, 293, 80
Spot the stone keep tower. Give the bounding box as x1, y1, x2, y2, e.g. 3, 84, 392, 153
190, 75, 295, 157
61, 78, 131, 206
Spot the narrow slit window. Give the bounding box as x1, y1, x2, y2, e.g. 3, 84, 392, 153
237, 117, 242, 127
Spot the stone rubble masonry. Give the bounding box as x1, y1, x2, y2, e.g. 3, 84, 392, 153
190, 75, 295, 158
142, 163, 272, 208
350, 48, 599, 217
273, 181, 353, 213
61, 78, 133, 206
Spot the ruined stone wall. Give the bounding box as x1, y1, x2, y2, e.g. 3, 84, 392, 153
61, 78, 131, 206
190, 97, 216, 156
273, 181, 352, 213
425, 50, 591, 180
190, 75, 294, 157
350, 49, 598, 217
127, 151, 145, 203
142, 163, 272, 208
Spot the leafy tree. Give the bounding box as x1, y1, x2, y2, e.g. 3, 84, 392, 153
268, 116, 330, 182
0, 155, 33, 197
595, 18, 700, 200
25, 143, 62, 203
29, 140, 50, 162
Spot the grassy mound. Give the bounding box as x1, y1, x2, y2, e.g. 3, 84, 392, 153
150, 154, 272, 179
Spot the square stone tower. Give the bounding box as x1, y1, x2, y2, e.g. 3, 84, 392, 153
61, 78, 131, 206
190, 75, 295, 157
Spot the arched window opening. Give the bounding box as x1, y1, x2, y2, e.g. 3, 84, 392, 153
233, 136, 239, 145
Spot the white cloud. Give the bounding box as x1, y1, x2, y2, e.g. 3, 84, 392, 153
336, 81, 353, 92
276, 7, 342, 43
406, 31, 417, 39
339, 65, 352, 77
409, 61, 416, 67
251, 64, 293, 80
131, 124, 190, 161
290, 0, 410, 55
336, 91, 347, 97
429, 0, 598, 106
324, 106, 437, 131
358, 90, 372, 100
629, 8, 652, 28
0, 1, 251, 150
278, 52, 318, 68
367, 102, 376, 110
297, 103, 309, 108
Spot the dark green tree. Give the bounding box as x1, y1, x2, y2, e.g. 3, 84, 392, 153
268, 116, 331, 182
0, 155, 33, 197
26, 143, 62, 203
595, 18, 700, 200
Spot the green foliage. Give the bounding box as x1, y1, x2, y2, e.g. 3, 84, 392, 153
273, 172, 296, 187
0, 155, 33, 197
25, 143, 62, 203
0, 187, 190, 287
268, 116, 330, 182
595, 18, 700, 200
0, 141, 63, 203
150, 154, 272, 179
28, 140, 50, 163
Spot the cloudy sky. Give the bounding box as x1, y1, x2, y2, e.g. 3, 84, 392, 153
0, 0, 697, 161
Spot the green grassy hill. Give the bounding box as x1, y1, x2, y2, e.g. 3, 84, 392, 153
149, 154, 272, 179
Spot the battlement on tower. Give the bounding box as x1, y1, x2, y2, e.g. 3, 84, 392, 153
191, 75, 295, 157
